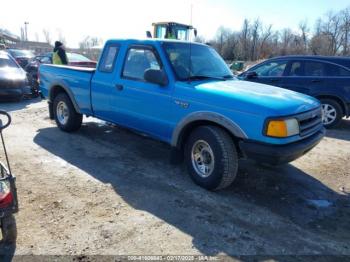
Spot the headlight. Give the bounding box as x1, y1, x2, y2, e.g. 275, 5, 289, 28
266, 118, 299, 138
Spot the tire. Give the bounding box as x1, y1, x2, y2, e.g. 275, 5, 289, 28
184, 126, 238, 190
1, 215, 17, 244
53, 93, 82, 132
320, 98, 343, 128
28, 72, 39, 98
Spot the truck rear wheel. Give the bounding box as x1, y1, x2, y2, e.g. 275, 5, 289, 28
184, 126, 238, 190
53, 93, 82, 132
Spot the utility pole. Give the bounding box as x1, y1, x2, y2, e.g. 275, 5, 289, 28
24, 22, 29, 41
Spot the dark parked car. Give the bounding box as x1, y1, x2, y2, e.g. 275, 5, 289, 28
7, 49, 35, 68
24, 54, 53, 96
0, 51, 31, 100
239, 56, 350, 128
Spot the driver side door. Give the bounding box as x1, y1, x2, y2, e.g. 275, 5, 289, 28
111, 45, 174, 142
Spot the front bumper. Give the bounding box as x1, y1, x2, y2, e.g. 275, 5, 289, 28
239, 128, 326, 165
0, 87, 24, 100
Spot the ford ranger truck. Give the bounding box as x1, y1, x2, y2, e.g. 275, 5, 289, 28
39, 39, 325, 190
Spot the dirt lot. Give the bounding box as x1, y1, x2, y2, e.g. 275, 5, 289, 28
0, 98, 349, 259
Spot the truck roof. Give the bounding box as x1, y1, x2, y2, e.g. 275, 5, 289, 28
105, 38, 206, 46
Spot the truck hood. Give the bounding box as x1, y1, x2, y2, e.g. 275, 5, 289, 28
192, 79, 320, 116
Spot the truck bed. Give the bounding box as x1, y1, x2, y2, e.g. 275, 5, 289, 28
40, 64, 95, 115
43, 64, 96, 73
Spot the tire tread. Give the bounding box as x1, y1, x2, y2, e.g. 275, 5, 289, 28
205, 126, 238, 190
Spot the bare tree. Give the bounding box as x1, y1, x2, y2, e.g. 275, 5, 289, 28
341, 7, 350, 55
214, 26, 231, 56
79, 36, 102, 50
238, 19, 250, 60
78, 36, 103, 59
208, 6, 350, 61
280, 28, 293, 55
299, 20, 309, 53
42, 29, 52, 44
259, 24, 272, 58
250, 19, 261, 60
321, 11, 342, 55
310, 34, 333, 55
194, 35, 206, 43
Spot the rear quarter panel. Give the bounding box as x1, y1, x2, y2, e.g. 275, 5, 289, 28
40, 65, 95, 114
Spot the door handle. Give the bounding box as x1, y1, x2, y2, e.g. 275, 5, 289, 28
311, 79, 321, 83
270, 79, 279, 83
115, 84, 124, 91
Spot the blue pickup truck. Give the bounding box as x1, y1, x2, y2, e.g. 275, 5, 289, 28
39, 39, 325, 190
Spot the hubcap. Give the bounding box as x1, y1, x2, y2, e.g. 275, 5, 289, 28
191, 140, 215, 178
56, 101, 69, 125
322, 103, 337, 125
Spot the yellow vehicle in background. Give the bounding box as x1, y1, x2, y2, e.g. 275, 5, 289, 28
147, 22, 197, 41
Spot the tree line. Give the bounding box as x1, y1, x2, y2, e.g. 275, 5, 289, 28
200, 6, 350, 61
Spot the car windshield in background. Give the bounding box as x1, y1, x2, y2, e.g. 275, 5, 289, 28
162, 42, 233, 81
67, 53, 91, 62
9, 49, 34, 58
0, 55, 18, 68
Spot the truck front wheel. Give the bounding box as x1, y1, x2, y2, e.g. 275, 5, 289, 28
53, 93, 82, 132
184, 126, 238, 190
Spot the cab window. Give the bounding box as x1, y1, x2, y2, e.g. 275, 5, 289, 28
253, 61, 287, 77
99, 45, 119, 72
122, 47, 161, 81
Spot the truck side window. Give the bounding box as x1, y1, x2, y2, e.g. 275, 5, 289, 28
122, 48, 161, 81
99, 45, 119, 72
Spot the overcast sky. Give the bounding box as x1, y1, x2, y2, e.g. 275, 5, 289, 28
1, 0, 349, 48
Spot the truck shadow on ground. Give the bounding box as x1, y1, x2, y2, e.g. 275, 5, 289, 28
326, 118, 350, 142
34, 122, 350, 255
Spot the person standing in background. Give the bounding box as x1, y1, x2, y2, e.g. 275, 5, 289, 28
52, 41, 68, 65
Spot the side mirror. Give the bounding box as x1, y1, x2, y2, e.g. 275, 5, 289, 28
144, 69, 168, 86
194, 29, 198, 37
146, 31, 152, 38
246, 71, 258, 79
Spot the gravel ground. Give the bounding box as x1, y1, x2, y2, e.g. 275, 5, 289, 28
0, 98, 349, 260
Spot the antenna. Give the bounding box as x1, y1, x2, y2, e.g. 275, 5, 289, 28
188, 4, 193, 82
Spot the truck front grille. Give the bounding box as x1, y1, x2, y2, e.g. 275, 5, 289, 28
296, 107, 323, 137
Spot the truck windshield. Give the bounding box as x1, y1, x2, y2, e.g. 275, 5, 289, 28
162, 42, 233, 81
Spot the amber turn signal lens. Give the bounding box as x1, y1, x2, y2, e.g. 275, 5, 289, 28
266, 119, 299, 138
266, 120, 288, 137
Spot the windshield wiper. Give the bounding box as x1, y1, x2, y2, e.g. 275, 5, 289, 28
186, 75, 228, 81
222, 75, 234, 79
